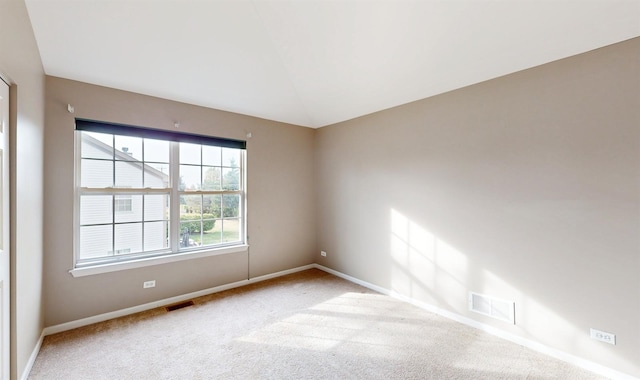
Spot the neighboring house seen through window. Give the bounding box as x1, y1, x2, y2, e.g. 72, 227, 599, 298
75, 119, 246, 270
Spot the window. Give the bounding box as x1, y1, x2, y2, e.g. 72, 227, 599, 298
114, 195, 132, 213
74, 119, 246, 271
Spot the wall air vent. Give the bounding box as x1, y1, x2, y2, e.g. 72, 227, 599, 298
165, 300, 195, 312
469, 292, 515, 324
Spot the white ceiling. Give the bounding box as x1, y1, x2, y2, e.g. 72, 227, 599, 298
25, 0, 640, 128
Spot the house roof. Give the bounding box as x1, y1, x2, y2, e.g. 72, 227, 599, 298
25, 0, 640, 128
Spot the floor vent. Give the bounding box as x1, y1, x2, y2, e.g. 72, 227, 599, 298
165, 300, 195, 312
469, 292, 515, 324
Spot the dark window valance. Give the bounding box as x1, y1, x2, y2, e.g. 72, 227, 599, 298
75, 118, 246, 149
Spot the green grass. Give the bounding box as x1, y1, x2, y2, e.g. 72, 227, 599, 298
189, 219, 240, 246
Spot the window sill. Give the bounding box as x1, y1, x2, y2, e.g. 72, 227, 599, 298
69, 244, 249, 277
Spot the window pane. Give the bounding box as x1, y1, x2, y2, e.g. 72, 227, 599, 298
222, 194, 240, 218
202, 217, 216, 232
81, 159, 113, 188
202, 145, 221, 166
115, 135, 142, 161
144, 194, 168, 221
144, 221, 169, 251
222, 167, 240, 190
115, 223, 143, 254
80, 195, 113, 225
203, 219, 222, 246
80, 225, 112, 259
180, 165, 201, 191
222, 219, 240, 243
222, 147, 240, 167
180, 194, 201, 216
179, 142, 200, 165
144, 138, 170, 163
144, 163, 169, 188
82, 132, 113, 159
180, 193, 202, 249
202, 166, 221, 191
203, 194, 221, 218
115, 195, 142, 223
115, 162, 143, 188
194, 217, 217, 248
179, 222, 202, 248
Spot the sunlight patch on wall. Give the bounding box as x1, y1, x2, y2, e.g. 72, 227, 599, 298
387, 209, 633, 375
480, 268, 575, 338
390, 209, 468, 309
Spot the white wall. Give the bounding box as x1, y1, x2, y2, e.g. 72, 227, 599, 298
0, 0, 45, 379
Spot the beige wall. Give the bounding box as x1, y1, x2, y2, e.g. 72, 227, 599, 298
43, 77, 316, 326
0, 0, 46, 379
315, 38, 640, 377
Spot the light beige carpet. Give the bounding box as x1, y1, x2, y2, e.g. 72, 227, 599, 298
29, 269, 605, 379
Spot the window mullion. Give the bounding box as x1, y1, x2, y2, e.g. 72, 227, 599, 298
170, 141, 180, 252
80, 187, 170, 195
111, 134, 116, 256
141, 199, 145, 253
241, 150, 246, 244
74, 131, 82, 266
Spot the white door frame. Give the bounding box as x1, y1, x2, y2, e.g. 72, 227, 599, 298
0, 75, 11, 380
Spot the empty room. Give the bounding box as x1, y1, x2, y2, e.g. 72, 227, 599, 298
1, 0, 639, 379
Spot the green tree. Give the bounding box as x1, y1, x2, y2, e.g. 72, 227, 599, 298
222, 158, 240, 217
222, 158, 240, 191
202, 167, 222, 218
180, 214, 216, 233
203, 194, 221, 218
203, 167, 221, 190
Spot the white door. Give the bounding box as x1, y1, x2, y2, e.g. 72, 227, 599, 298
0, 79, 9, 380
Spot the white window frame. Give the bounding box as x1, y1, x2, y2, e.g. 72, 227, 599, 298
70, 121, 248, 277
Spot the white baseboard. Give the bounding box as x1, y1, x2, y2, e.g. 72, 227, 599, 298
313, 264, 638, 380
43, 264, 315, 336
20, 330, 45, 380
250, 264, 316, 282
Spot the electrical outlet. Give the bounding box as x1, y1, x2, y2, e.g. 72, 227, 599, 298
143, 280, 156, 289
590, 328, 615, 345
320, 251, 327, 257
